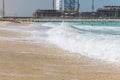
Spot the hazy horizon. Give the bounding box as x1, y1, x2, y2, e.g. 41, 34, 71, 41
0, 0, 120, 17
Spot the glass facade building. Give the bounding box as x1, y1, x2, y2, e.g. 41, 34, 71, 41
56, 0, 79, 11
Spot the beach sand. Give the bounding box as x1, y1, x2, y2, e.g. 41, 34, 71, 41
0, 22, 120, 80
0, 29, 26, 38
0, 21, 11, 26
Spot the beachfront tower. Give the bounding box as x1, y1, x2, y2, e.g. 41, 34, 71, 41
56, 0, 61, 10
56, 0, 80, 12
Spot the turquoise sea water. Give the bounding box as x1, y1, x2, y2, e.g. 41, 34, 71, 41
71, 21, 120, 26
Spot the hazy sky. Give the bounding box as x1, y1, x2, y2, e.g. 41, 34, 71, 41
0, 0, 120, 16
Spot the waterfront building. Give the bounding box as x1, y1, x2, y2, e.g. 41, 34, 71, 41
56, 0, 61, 10
56, 0, 80, 12
81, 6, 120, 18
33, 0, 80, 18
97, 6, 120, 18
81, 12, 97, 18
33, 9, 62, 17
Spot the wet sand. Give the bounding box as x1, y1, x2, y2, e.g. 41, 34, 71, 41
0, 30, 26, 38
0, 22, 120, 80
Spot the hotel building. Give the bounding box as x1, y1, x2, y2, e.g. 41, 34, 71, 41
56, 0, 80, 12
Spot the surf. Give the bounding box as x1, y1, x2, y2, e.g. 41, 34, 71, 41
46, 22, 120, 62
1, 22, 120, 62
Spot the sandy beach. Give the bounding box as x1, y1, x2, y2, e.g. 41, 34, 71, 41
0, 21, 120, 80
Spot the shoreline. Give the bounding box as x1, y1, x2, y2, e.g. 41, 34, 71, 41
0, 21, 120, 80
2, 18, 120, 23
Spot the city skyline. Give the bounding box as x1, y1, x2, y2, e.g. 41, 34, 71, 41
0, 0, 120, 16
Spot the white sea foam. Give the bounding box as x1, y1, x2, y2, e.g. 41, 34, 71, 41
1, 22, 120, 62
0, 23, 49, 44
47, 22, 120, 62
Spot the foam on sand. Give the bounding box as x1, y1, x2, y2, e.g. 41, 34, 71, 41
47, 22, 120, 62
1, 22, 120, 62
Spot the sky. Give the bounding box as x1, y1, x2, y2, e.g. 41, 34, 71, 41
0, 0, 120, 16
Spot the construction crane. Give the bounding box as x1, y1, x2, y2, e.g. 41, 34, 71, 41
3, 0, 5, 17
92, 0, 94, 12
53, 0, 55, 10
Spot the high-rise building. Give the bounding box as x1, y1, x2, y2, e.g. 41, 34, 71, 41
56, 0, 80, 12
56, 0, 61, 10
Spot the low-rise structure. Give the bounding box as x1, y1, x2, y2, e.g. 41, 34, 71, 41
33, 6, 120, 18
97, 6, 120, 18
80, 6, 120, 18
33, 9, 62, 17
33, 9, 79, 18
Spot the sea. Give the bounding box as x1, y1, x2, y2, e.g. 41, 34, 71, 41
1, 21, 120, 63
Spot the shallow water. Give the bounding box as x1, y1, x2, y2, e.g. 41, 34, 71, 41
1, 21, 120, 62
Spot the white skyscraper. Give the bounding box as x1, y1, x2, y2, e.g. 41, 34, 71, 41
56, 0, 79, 11
56, 0, 61, 10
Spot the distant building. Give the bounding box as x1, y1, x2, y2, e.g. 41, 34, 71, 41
81, 12, 97, 18
33, 4, 120, 18
80, 6, 120, 18
33, 0, 80, 18
33, 9, 62, 17
56, 0, 61, 10
56, 0, 80, 12
97, 6, 120, 18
